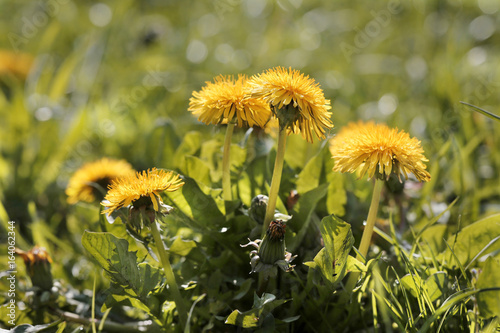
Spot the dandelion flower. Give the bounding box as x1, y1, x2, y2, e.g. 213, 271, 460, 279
249, 66, 333, 143
102, 168, 184, 216
102, 168, 187, 325
330, 121, 431, 182
66, 158, 135, 204
0, 50, 34, 79
188, 74, 271, 128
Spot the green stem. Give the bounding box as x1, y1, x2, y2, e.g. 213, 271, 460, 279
150, 220, 188, 330
340, 178, 384, 303
222, 123, 235, 202
357, 178, 384, 260
263, 129, 287, 235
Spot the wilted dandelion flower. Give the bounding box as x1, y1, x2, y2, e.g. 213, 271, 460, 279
330, 121, 431, 182
188, 74, 271, 128
249, 66, 333, 143
102, 168, 184, 216
66, 158, 135, 204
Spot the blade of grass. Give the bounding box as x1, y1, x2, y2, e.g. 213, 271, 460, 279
460, 101, 500, 122
185, 294, 206, 333
391, 267, 414, 329
372, 290, 406, 330
464, 235, 500, 270
444, 240, 471, 288
92, 274, 97, 333
410, 198, 459, 257
98, 308, 111, 333
418, 288, 500, 332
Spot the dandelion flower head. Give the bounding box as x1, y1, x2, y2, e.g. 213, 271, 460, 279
188, 74, 271, 128
102, 168, 184, 215
249, 66, 333, 142
329, 121, 431, 182
66, 158, 135, 204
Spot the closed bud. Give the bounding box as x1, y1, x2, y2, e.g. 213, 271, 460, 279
249, 195, 268, 224
16, 247, 53, 291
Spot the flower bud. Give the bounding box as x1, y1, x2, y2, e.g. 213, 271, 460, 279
249, 195, 268, 224
259, 220, 286, 265
16, 247, 53, 291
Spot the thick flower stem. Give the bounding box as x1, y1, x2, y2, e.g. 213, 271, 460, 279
357, 178, 384, 259
222, 123, 235, 202
263, 129, 287, 235
341, 179, 384, 302
150, 220, 188, 330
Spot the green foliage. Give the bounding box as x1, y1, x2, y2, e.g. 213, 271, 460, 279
476, 257, 500, 318
225, 293, 291, 329
81, 231, 162, 321
443, 214, 500, 267
1, 0, 500, 331
304, 214, 354, 285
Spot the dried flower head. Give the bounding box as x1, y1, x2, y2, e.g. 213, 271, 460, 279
188, 74, 271, 128
249, 66, 333, 142
329, 121, 431, 182
66, 158, 135, 204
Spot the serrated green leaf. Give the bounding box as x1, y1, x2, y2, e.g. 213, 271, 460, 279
82, 231, 161, 301
312, 215, 354, 284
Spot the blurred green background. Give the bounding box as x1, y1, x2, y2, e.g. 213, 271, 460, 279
0, 0, 499, 284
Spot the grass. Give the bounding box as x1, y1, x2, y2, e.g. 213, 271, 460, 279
1, 0, 500, 332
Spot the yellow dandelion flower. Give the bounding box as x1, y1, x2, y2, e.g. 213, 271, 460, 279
330, 121, 431, 182
249, 66, 333, 143
66, 158, 135, 204
0, 50, 34, 79
102, 168, 184, 215
188, 74, 271, 128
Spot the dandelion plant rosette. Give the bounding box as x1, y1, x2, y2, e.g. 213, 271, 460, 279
66, 157, 135, 204
188, 74, 271, 201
